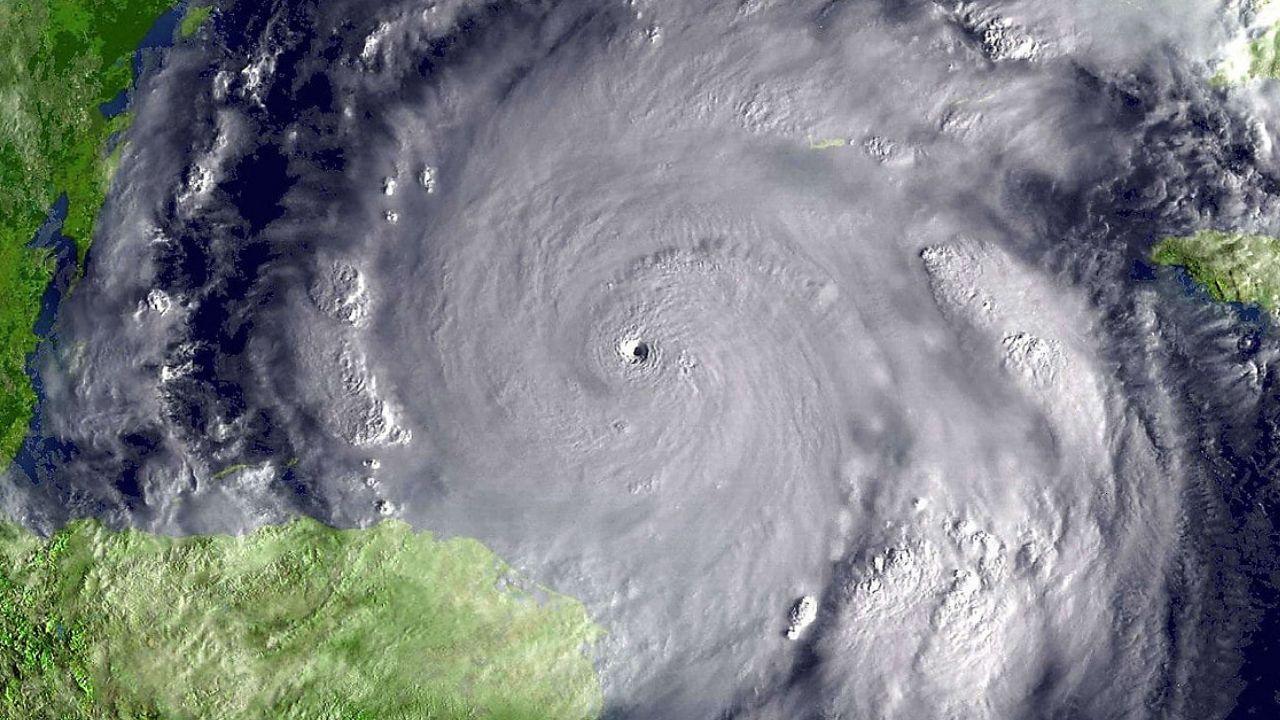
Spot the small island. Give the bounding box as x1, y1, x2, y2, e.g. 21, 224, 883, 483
1151, 230, 1280, 314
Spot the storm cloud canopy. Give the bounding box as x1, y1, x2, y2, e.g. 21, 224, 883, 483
11, 0, 1280, 717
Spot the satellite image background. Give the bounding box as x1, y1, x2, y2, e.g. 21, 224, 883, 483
6, 0, 1280, 717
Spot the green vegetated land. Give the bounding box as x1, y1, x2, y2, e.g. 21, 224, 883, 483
0, 0, 180, 461
0, 516, 605, 719
178, 4, 212, 39
1232, 26, 1280, 82
1151, 230, 1280, 312
1214, 0, 1280, 84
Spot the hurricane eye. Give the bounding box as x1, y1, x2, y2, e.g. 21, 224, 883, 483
618, 338, 651, 365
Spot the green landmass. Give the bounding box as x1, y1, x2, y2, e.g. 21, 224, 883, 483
0, 516, 604, 719
1212, 1, 1280, 84
0, 0, 174, 461
1151, 230, 1280, 312
1247, 26, 1280, 80
209, 462, 251, 481
807, 137, 849, 150
1221, 26, 1280, 83
178, 4, 212, 39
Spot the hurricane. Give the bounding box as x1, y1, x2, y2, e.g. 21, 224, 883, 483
9, 0, 1279, 716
